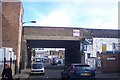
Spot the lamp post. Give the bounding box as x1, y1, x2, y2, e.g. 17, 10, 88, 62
20, 20, 36, 70
22, 21, 36, 24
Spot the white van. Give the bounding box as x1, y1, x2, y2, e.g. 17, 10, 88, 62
30, 62, 45, 75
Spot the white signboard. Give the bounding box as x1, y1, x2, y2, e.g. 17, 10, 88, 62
73, 30, 80, 36
86, 57, 96, 69
97, 57, 101, 67
107, 58, 115, 60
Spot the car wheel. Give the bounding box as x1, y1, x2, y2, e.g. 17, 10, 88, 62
61, 78, 64, 80
61, 78, 69, 80
30, 73, 32, 75
42, 73, 45, 75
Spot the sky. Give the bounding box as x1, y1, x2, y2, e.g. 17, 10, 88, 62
22, 0, 119, 29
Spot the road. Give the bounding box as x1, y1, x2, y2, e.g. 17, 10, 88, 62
28, 69, 61, 80
27, 63, 63, 80
27, 63, 120, 80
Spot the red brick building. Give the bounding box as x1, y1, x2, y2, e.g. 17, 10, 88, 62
0, 1, 2, 47
1, 1, 24, 71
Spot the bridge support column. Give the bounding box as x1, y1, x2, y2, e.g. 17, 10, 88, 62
21, 40, 28, 69
65, 41, 81, 66
26, 47, 32, 68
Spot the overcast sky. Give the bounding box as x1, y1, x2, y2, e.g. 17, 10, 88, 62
22, 0, 119, 29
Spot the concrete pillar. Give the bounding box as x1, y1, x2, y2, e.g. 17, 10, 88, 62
27, 47, 32, 68
21, 40, 28, 69
65, 41, 81, 66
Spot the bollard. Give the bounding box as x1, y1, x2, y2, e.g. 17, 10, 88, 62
19, 61, 21, 74
10, 57, 12, 68
4, 57, 6, 69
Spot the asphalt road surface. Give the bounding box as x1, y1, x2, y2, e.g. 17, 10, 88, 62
28, 69, 61, 80
27, 63, 120, 80
27, 63, 63, 80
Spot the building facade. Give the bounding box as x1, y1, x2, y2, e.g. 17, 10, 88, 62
0, 1, 2, 47
84, 38, 119, 61
1, 1, 24, 72
82, 38, 120, 72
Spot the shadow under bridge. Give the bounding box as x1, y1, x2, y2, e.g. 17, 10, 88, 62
26, 40, 81, 68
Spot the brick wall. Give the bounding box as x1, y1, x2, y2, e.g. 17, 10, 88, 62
101, 53, 120, 73
2, 14, 11, 47
24, 27, 74, 36
23, 27, 82, 41
2, 2, 20, 53
0, 1, 2, 47
2, 2, 24, 69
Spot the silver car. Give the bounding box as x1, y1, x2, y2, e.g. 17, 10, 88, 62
30, 62, 45, 75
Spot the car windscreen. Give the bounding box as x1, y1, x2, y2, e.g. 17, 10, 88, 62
35, 58, 43, 62
32, 64, 43, 69
74, 65, 90, 67
76, 67, 93, 71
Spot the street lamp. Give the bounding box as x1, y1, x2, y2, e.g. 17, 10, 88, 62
22, 21, 36, 24
20, 20, 36, 69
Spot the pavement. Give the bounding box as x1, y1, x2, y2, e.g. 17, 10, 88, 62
96, 71, 120, 80
0, 68, 30, 80
14, 68, 30, 79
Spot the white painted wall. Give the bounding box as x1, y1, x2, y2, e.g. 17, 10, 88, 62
0, 47, 15, 76
84, 38, 119, 64
0, 47, 14, 61
92, 38, 119, 57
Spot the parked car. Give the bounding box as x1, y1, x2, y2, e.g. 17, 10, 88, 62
56, 58, 62, 64
35, 58, 43, 62
61, 63, 95, 80
30, 62, 45, 75
42, 57, 50, 63
51, 58, 58, 65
